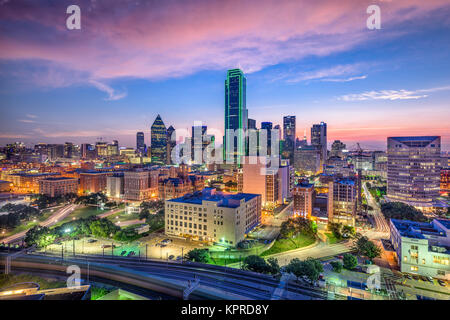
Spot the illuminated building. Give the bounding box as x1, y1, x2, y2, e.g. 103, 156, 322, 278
224, 69, 247, 165
151, 114, 168, 164
261, 122, 273, 155
293, 181, 314, 220
123, 170, 154, 201
106, 173, 124, 199
165, 188, 261, 245
390, 218, 450, 279
328, 178, 357, 226
441, 168, 450, 196
136, 132, 145, 156
39, 177, 78, 197
79, 171, 110, 194
330, 140, 346, 159
311, 122, 327, 165
283, 116, 296, 163
294, 145, 321, 175
387, 136, 441, 209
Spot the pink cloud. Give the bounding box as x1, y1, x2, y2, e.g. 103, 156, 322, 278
0, 0, 449, 84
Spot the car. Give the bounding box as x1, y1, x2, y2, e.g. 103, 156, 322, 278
176, 256, 183, 261
426, 276, 434, 283
337, 255, 344, 259
87, 239, 97, 243
168, 255, 175, 260
127, 251, 135, 257
437, 279, 446, 287
420, 276, 428, 282
404, 274, 412, 280
412, 275, 420, 281
120, 250, 126, 256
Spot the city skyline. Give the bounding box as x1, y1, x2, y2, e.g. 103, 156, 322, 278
1, 0, 450, 150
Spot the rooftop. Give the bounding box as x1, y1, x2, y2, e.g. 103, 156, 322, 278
167, 188, 259, 208
391, 219, 447, 240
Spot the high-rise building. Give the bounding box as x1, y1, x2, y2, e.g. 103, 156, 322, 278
330, 140, 346, 159
248, 118, 256, 130
311, 122, 327, 164
261, 122, 273, 155
224, 69, 247, 165
191, 125, 208, 164
64, 142, 74, 158
294, 145, 321, 175
81, 143, 96, 160
283, 116, 296, 162
151, 114, 168, 164
166, 125, 176, 164
136, 132, 145, 155
328, 177, 357, 226
293, 181, 314, 220
387, 136, 441, 209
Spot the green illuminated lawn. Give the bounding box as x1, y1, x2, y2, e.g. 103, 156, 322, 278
51, 206, 105, 228
260, 233, 316, 256
325, 232, 339, 244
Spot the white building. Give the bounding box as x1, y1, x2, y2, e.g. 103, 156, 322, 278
165, 188, 261, 246
390, 218, 450, 279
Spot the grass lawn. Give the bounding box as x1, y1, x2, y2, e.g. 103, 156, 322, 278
0, 273, 65, 290
107, 210, 139, 223
51, 206, 105, 228
0, 210, 54, 240
325, 232, 339, 244
260, 233, 316, 256
208, 256, 242, 266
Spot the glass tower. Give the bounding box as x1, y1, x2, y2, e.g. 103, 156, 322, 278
151, 114, 168, 164
224, 69, 247, 165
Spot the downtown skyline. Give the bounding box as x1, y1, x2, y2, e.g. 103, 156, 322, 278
1, 0, 450, 150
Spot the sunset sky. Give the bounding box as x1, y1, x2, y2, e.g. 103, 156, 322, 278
1, 0, 449, 151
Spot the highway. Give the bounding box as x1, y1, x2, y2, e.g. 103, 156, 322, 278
0, 251, 327, 300
1, 204, 78, 244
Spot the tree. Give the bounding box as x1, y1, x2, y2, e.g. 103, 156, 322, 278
343, 253, 358, 270
89, 218, 119, 238
354, 236, 381, 261
330, 261, 343, 273
266, 257, 280, 275
185, 248, 210, 263
24, 226, 56, 248
380, 202, 426, 222
342, 225, 356, 238
285, 257, 323, 283
242, 255, 270, 273
328, 222, 343, 239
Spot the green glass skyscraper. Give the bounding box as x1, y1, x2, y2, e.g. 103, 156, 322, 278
151, 114, 168, 164
224, 69, 248, 165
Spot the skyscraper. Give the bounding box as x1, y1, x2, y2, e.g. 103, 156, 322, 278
387, 136, 441, 209
224, 69, 247, 165
136, 132, 145, 155
261, 122, 273, 155
151, 114, 168, 164
192, 125, 207, 164
167, 125, 176, 164
311, 122, 327, 164
283, 116, 296, 162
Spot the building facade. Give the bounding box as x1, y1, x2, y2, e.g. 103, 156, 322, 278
328, 178, 357, 226
387, 136, 441, 210
39, 177, 78, 197
165, 188, 261, 246
390, 218, 450, 279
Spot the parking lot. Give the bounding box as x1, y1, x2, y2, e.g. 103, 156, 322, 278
42, 233, 204, 261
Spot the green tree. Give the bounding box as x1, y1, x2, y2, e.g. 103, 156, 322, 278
24, 226, 56, 248
380, 202, 426, 222
285, 257, 323, 283
354, 236, 381, 261
89, 219, 119, 238
185, 248, 210, 263
330, 261, 343, 273
266, 257, 280, 275
343, 253, 358, 270
242, 255, 273, 274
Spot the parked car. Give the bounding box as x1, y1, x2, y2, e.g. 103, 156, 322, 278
404, 274, 412, 280
168, 255, 175, 260
437, 279, 446, 287
87, 239, 97, 243
426, 276, 434, 283
412, 275, 420, 281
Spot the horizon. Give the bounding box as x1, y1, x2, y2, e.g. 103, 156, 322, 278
1, 0, 450, 151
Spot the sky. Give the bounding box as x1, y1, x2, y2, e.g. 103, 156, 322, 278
0, 0, 449, 151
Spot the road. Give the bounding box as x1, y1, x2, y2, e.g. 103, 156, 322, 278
1, 204, 78, 244
98, 207, 125, 219
363, 182, 390, 235
115, 219, 145, 227
270, 241, 353, 266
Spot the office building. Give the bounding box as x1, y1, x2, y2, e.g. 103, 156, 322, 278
387, 136, 441, 209
136, 132, 145, 155
224, 69, 247, 165
39, 177, 78, 197
293, 181, 314, 220
123, 170, 156, 201
167, 125, 176, 164
390, 218, 449, 279
330, 140, 346, 159
165, 188, 261, 246
283, 116, 296, 162
106, 173, 124, 199
151, 114, 168, 164
311, 122, 327, 164
79, 171, 110, 194
294, 145, 321, 175
328, 178, 357, 226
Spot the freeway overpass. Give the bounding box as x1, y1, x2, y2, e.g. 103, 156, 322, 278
0, 251, 326, 300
